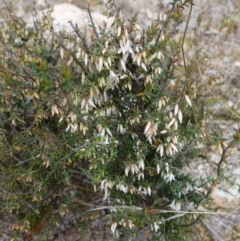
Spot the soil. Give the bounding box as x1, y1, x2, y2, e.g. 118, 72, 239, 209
1, 0, 240, 240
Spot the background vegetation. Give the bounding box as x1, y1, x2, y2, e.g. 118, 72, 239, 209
0, 0, 239, 240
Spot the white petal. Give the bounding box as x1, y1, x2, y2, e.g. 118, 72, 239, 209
98, 57, 103, 71
141, 62, 147, 72
84, 54, 88, 66
174, 104, 179, 116
144, 121, 152, 134
171, 143, 178, 152
137, 55, 141, 66
125, 166, 130, 176
178, 110, 183, 123
160, 130, 167, 134
88, 98, 96, 108
106, 16, 115, 28
106, 127, 112, 136
160, 145, 164, 157
185, 95, 192, 106
168, 118, 176, 128
174, 120, 178, 130
60, 47, 64, 59
111, 222, 117, 234
147, 186, 151, 196
117, 26, 121, 37
120, 59, 126, 72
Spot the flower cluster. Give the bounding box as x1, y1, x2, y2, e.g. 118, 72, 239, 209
0, 0, 224, 239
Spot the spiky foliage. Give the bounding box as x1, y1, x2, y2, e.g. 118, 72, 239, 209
0, 1, 238, 240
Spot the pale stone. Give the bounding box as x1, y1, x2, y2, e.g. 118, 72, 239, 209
27, 3, 107, 34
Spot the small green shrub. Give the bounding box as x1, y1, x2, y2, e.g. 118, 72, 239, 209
0, 1, 239, 240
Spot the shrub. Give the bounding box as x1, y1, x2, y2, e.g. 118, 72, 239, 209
0, 1, 239, 240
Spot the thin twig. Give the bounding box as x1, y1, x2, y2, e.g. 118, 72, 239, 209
10, 57, 37, 84
154, 5, 175, 47
181, 1, 193, 72
88, 205, 240, 216
78, 2, 101, 42
195, 52, 240, 120
57, 41, 87, 72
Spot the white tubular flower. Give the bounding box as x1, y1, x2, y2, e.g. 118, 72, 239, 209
107, 57, 112, 67
80, 122, 88, 135
120, 58, 126, 72
138, 159, 145, 170
128, 219, 134, 229
102, 136, 109, 145
116, 183, 128, 193
178, 109, 183, 123
141, 187, 148, 195
125, 39, 132, 54
106, 107, 111, 116
81, 72, 85, 84
84, 53, 89, 66
130, 163, 139, 175
136, 53, 142, 66
106, 127, 112, 136
165, 172, 175, 183
158, 97, 166, 110
144, 120, 158, 138
172, 136, 178, 144
60, 47, 64, 59
100, 179, 114, 200
167, 117, 176, 128
170, 200, 181, 211
51, 104, 59, 116
67, 111, 77, 123
166, 143, 178, 156
125, 165, 130, 176
157, 163, 160, 174
174, 119, 178, 130
117, 124, 126, 134
145, 75, 152, 85
153, 221, 159, 232
117, 26, 122, 37
111, 222, 117, 234
119, 218, 127, 227
170, 143, 178, 153
129, 185, 136, 194
160, 130, 167, 134
98, 56, 103, 71
165, 163, 169, 172
81, 98, 89, 112
102, 48, 107, 55
65, 123, 78, 133
155, 67, 162, 74
156, 144, 164, 157
185, 94, 192, 106
147, 186, 151, 196
125, 163, 139, 176
138, 171, 144, 180
174, 104, 179, 116
103, 60, 110, 69
141, 62, 147, 72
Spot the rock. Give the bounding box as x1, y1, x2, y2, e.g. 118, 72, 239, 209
26, 3, 107, 36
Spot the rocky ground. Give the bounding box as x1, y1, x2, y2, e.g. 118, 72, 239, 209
1, 0, 240, 240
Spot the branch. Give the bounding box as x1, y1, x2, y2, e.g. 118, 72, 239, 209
181, 1, 193, 72
77, 2, 101, 42
154, 5, 175, 47
57, 40, 87, 73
